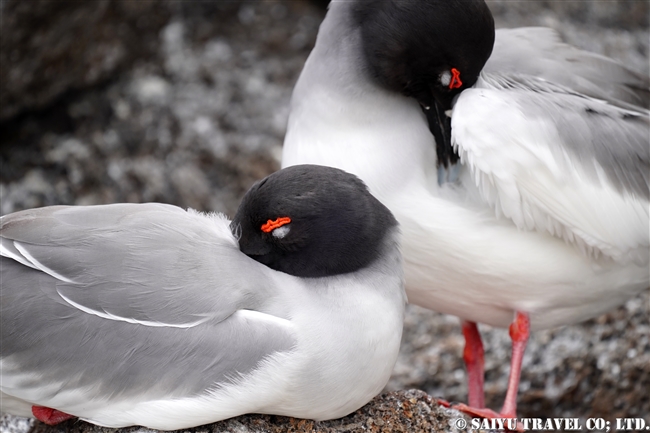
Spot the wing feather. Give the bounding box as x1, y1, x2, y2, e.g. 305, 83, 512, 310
487, 27, 649, 109
452, 77, 649, 265
0, 203, 296, 410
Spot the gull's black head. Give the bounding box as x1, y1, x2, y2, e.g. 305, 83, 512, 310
352, 0, 495, 110
350, 0, 494, 167
231, 164, 397, 278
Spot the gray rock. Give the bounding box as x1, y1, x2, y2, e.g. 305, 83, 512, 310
0, 0, 171, 120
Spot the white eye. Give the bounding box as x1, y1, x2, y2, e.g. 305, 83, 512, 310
440, 70, 452, 87
272, 225, 290, 239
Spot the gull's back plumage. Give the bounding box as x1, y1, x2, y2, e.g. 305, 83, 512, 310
485, 27, 650, 109
453, 73, 649, 264
1, 204, 295, 428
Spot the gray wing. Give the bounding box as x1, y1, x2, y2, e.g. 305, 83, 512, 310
1, 203, 295, 404
452, 75, 649, 263
486, 27, 649, 109
477, 72, 650, 200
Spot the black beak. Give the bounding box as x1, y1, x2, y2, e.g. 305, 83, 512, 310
230, 218, 272, 256
422, 99, 458, 168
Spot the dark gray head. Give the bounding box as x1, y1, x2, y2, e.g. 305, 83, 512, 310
231, 164, 397, 278
350, 0, 494, 167
352, 0, 495, 110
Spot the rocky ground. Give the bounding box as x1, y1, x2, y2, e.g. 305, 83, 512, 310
1, 1, 648, 432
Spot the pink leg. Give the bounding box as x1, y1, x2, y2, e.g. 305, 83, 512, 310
451, 312, 530, 432
461, 320, 485, 408
500, 311, 529, 417
32, 406, 75, 425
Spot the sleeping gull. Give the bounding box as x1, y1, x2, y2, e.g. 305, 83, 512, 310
0, 164, 406, 430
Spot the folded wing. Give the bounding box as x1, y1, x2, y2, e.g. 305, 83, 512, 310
452, 74, 649, 265
0, 203, 295, 411
487, 27, 649, 109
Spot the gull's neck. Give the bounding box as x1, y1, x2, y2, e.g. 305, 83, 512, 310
282, 2, 440, 199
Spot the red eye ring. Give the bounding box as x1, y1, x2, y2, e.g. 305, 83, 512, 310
449, 68, 462, 89
261, 217, 291, 233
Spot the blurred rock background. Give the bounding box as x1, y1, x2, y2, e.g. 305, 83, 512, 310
1, 0, 648, 432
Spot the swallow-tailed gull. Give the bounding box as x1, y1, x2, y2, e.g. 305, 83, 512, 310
282, 0, 649, 420
0, 164, 406, 430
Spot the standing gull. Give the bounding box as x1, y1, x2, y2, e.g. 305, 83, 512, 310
282, 0, 649, 420
0, 164, 406, 430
